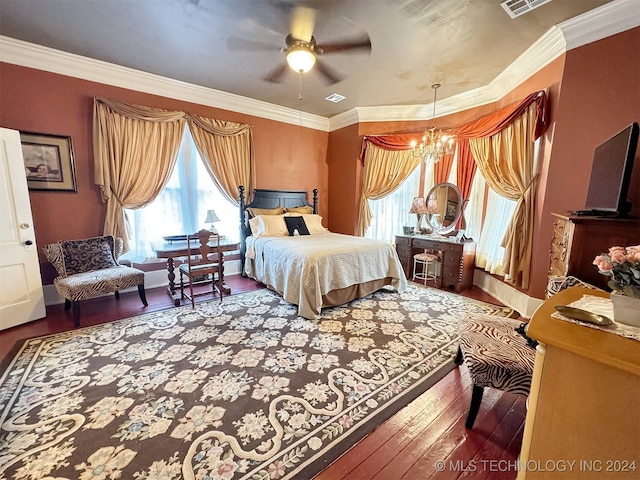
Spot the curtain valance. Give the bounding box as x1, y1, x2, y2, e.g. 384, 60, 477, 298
358, 90, 548, 162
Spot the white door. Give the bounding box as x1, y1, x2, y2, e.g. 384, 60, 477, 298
0, 128, 46, 330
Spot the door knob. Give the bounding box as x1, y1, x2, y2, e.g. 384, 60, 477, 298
25, 240, 33, 246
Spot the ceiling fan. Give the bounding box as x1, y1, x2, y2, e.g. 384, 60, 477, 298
230, 6, 372, 84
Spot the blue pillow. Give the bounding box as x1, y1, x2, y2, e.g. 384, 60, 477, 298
284, 216, 310, 236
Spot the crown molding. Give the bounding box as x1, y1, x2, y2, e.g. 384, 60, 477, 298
560, 0, 640, 51
2, 0, 637, 133
0, 36, 330, 132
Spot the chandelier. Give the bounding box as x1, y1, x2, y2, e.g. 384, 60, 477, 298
411, 83, 455, 163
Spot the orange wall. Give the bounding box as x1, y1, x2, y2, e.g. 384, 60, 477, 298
0, 63, 328, 281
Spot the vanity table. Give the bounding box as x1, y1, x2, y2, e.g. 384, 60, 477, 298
397, 182, 476, 292
395, 235, 476, 291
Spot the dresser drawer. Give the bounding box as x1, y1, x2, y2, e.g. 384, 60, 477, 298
395, 236, 411, 247
413, 238, 442, 250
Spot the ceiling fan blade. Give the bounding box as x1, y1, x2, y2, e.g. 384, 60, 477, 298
290, 5, 316, 43
317, 34, 371, 54
262, 63, 289, 83
315, 60, 343, 85
226, 35, 281, 52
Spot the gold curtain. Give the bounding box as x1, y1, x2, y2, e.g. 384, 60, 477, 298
93, 98, 185, 251
186, 114, 255, 206
357, 143, 424, 236
469, 103, 538, 289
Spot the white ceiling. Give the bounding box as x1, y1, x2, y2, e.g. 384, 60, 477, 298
0, 0, 624, 119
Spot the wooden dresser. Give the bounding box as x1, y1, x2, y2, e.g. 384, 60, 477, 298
395, 235, 476, 292
548, 213, 640, 290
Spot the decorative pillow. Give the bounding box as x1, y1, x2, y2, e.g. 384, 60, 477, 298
287, 213, 327, 234
253, 215, 288, 237
284, 216, 310, 236
59, 236, 118, 276
284, 205, 313, 215
247, 206, 284, 218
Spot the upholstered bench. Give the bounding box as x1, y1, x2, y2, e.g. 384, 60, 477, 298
43, 235, 147, 327
455, 313, 536, 428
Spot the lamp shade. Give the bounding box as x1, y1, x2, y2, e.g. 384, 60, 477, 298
408, 197, 428, 215
286, 45, 317, 73
204, 209, 220, 224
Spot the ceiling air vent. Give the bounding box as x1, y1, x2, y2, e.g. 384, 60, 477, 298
325, 93, 346, 103
500, 0, 552, 19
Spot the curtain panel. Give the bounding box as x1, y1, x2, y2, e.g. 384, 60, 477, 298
357, 144, 423, 236
469, 104, 540, 289
186, 114, 255, 207
93, 98, 186, 250
93, 98, 254, 251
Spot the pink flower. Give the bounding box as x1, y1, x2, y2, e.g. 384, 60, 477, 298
625, 245, 640, 263
593, 245, 640, 298
608, 246, 628, 264
593, 255, 613, 272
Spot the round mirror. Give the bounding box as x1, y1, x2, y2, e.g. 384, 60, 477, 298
424, 182, 462, 235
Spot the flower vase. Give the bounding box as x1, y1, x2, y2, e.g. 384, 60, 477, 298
610, 292, 640, 328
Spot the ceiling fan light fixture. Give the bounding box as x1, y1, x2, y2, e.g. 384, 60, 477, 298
286, 44, 317, 73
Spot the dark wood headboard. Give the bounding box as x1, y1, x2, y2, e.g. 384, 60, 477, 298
238, 186, 318, 273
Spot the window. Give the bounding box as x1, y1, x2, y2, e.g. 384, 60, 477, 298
121, 128, 238, 263
365, 165, 422, 243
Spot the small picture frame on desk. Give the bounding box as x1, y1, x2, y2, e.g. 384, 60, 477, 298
445, 200, 458, 221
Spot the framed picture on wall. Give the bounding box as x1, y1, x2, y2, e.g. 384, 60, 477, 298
20, 131, 77, 192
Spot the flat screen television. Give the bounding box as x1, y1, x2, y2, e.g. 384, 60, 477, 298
580, 122, 639, 217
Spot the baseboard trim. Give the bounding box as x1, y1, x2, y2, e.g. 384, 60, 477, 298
473, 270, 543, 319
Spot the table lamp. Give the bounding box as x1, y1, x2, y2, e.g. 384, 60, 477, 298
408, 197, 428, 233
204, 209, 220, 234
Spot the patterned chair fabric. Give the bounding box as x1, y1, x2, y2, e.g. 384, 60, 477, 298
456, 313, 536, 428
43, 235, 147, 327
546, 275, 601, 298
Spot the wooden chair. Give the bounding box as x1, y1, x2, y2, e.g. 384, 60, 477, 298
179, 229, 223, 307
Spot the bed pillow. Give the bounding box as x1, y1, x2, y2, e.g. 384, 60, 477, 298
249, 216, 262, 236
252, 215, 288, 237
247, 206, 284, 218
284, 216, 310, 236
284, 205, 314, 215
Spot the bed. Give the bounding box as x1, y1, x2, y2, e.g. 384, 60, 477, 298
238, 186, 408, 319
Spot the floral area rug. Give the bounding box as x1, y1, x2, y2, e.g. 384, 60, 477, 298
0, 284, 514, 480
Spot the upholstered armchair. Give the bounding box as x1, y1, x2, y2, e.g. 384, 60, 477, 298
43, 235, 147, 327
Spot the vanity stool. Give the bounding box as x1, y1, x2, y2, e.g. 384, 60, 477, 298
412, 251, 440, 285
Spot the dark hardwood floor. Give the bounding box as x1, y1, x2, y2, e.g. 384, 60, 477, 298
0, 276, 526, 480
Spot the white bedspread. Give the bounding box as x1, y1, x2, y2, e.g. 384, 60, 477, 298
244, 233, 407, 319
